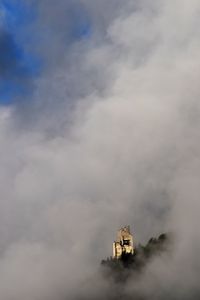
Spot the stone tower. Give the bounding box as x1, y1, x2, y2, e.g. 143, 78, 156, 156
113, 226, 134, 259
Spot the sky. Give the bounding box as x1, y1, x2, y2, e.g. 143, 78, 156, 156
0, 0, 200, 299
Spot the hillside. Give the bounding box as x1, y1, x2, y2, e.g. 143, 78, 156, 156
101, 233, 169, 283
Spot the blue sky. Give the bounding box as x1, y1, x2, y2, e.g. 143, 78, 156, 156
0, 0, 41, 104
0, 0, 91, 105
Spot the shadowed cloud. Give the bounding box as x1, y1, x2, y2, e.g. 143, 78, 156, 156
0, 1, 200, 300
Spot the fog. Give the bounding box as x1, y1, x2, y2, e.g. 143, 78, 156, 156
0, 0, 200, 299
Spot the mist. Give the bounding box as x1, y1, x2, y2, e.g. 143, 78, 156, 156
0, 0, 200, 299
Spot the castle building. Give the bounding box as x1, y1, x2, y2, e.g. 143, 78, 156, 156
113, 226, 134, 259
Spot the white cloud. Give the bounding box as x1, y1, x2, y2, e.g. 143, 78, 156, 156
1, 0, 200, 298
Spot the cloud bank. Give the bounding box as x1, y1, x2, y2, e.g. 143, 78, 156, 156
0, 0, 200, 299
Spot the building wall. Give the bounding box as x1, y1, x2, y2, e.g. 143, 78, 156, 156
113, 226, 134, 259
